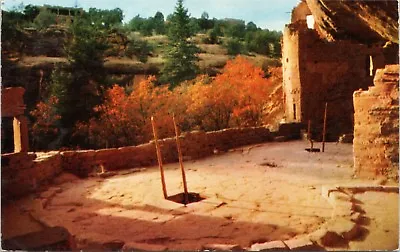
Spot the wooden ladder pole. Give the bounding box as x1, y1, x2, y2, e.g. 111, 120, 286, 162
322, 102, 328, 152
308, 120, 313, 150
172, 114, 189, 205
151, 116, 168, 199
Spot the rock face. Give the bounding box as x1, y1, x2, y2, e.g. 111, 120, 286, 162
305, 0, 399, 44
353, 64, 399, 180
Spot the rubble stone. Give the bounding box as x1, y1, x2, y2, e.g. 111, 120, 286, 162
250, 240, 287, 251
310, 228, 344, 247
103, 240, 125, 250
284, 237, 320, 250
202, 243, 243, 251
326, 217, 361, 240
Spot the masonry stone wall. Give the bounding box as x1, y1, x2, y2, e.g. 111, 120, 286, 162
1, 87, 26, 117
1, 152, 62, 199
1, 87, 30, 153
2, 126, 288, 199
353, 64, 399, 180
2, 124, 304, 199
282, 19, 396, 141
282, 22, 303, 124
60, 127, 274, 177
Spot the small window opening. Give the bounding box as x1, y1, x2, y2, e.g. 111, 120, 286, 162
293, 104, 297, 120
369, 55, 374, 76
306, 15, 314, 29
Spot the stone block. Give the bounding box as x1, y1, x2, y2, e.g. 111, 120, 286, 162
331, 204, 353, 218
320, 231, 343, 247
1, 152, 37, 166
98, 171, 117, 178
103, 240, 125, 250
309, 228, 344, 247
350, 212, 362, 223
250, 240, 287, 251
202, 243, 243, 251
330, 191, 352, 203
328, 191, 352, 208
326, 217, 361, 240
283, 237, 320, 250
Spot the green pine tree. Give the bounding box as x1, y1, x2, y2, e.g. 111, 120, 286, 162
160, 0, 200, 88
49, 16, 109, 130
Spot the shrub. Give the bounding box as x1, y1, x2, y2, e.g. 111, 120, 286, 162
125, 38, 153, 63
33, 8, 57, 30
225, 38, 246, 55
202, 28, 220, 44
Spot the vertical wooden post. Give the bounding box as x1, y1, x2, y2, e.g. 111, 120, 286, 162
173, 114, 189, 205
151, 116, 168, 199
307, 120, 313, 150
322, 102, 328, 152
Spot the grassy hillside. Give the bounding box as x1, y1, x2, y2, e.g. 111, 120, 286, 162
5, 31, 280, 74
2, 5, 282, 89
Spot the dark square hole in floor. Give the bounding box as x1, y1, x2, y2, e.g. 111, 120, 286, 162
305, 148, 321, 152
167, 192, 205, 205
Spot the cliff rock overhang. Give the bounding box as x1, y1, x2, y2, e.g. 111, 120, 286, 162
305, 0, 399, 44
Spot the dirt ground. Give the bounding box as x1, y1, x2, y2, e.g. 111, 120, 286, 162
2, 140, 398, 250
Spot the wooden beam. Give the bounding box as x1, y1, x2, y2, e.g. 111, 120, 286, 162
151, 116, 168, 199
307, 120, 313, 150
173, 114, 189, 205
322, 102, 328, 152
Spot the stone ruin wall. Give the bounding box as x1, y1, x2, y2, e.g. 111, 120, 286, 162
1, 87, 30, 153
1, 123, 301, 199
282, 20, 397, 141
2, 152, 63, 199
298, 25, 385, 139
282, 22, 302, 125
353, 64, 399, 180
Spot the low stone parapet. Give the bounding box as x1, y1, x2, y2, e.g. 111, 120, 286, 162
1, 152, 62, 199
1, 125, 299, 199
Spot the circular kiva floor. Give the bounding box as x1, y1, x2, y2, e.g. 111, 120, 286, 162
32, 141, 363, 250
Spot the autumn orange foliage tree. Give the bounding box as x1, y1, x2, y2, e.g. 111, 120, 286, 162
186, 56, 272, 130
75, 56, 273, 148
30, 96, 62, 149
74, 76, 177, 147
